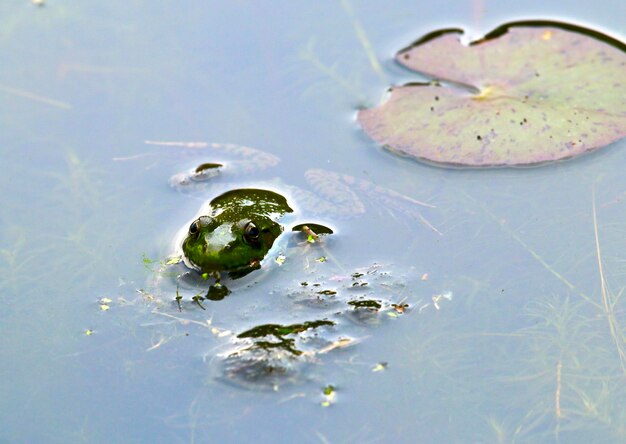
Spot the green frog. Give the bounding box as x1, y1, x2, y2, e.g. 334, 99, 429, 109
181, 188, 295, 280
155, 141, 438, 289
134, 141, 444, 389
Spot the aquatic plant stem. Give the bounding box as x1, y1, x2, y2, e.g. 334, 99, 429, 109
463, 190, 599, 308
0, 83, 71, 109
299, 40, 366, 102
591, 187, 626, 375
340, 0, 387, 84
554, 357, 562, 440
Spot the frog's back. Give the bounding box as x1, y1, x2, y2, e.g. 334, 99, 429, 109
209, 188, 294, 219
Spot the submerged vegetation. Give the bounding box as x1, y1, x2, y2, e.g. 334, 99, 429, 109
2, 1, 626, 442
453, 180, 626, 442
291, 5, 626, 439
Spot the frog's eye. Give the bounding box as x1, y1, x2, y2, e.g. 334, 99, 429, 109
243, 222, 260, 244
189, 220, 200, 236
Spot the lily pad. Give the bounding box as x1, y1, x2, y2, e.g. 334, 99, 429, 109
358, 20, 626, 167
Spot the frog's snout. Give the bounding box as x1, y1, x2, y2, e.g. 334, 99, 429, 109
202, 223, 237, 253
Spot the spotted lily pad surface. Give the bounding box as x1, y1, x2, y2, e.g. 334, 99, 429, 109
358, 21, 626, 167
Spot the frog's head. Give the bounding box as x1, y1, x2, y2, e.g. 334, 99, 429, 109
182, 213, 283, 276
181, 189, 293, 278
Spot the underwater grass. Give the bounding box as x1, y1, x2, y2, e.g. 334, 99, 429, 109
453, 178, 626, 442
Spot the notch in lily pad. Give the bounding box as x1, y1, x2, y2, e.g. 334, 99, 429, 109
358, 20, 626, 167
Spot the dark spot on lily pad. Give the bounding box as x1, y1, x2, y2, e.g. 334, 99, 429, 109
358, 20, 626, 167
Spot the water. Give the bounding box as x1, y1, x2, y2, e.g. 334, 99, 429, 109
1, 1, 625, 442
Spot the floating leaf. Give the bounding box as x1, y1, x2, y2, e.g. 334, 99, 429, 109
348, 299, 382, 310
275, 253, 286, 266
372, 362, 388, 372
165, 255, 182, 265
358, 20, 626, 166
323, 384, 335, 396
321, 384, 336, 407
142, 254, 156, 270
391, 302, 409, 313
237, 320, 335, 339
206, 284, 231, 301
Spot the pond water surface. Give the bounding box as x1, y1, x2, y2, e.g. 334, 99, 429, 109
1, 1, 626, 443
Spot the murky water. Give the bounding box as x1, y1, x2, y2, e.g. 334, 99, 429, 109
1, 1, 625, 443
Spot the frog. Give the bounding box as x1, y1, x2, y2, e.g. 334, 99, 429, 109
152, 141, 439, 291
181, 188, 295, 281
134, 141, 443, 390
